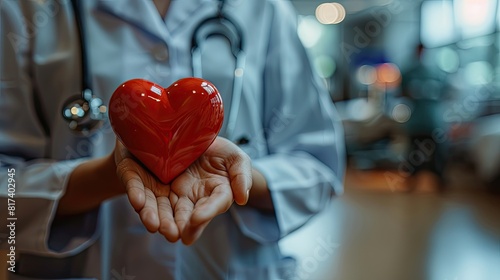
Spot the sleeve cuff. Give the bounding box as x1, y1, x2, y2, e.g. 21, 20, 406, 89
229, 205, 280, 244
13, 159, 101, 257
229, 153, 338, 243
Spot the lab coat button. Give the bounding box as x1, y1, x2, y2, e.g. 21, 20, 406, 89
236, 137, 249, 145
152, 45, 169, 61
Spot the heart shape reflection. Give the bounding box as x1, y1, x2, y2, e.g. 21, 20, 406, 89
109, 77, 224, 184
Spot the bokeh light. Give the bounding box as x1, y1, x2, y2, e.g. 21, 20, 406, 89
314, 55, 336, 78
391, 104, 412, 123
456, 0, 496, 39
356, 65, 377, 85
315, 2, 346, 24
464, 61, 493, 85
437, 47, 460, 73
458, 0, 490, 27
297, 16, 323, 48
347, 98, 376, 121
376, 63, 401, 88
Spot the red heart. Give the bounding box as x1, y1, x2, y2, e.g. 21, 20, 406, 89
109, 77, 224, 184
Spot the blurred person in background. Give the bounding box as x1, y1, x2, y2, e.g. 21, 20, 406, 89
400, 42, 450, 191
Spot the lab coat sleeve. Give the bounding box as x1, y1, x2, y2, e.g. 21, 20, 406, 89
230, 0, 346, 243
0, 1, 99, 257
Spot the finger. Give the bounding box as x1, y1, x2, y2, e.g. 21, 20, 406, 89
227, 154, 252, 205
158, 196, 179, 242
117, 158, 146, 211
114, 139, 131, 163
172, 196, 194, 235
231, 174, 251, 206
181, 189, 232, 245
190, 188, 233, 226
139, 187, 160, 233
180, 219, 210, 246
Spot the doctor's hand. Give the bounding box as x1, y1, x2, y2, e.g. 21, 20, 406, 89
114, 137, 252, 244
169, 137, 252, 245
114, 140, 178, 240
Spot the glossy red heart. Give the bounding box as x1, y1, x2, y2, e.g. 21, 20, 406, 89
109, 77, 224, 184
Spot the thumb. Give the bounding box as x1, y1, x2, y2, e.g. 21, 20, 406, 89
227, 153, 252, 205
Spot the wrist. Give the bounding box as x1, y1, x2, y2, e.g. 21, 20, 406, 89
246, 168, 274, 211
102, 152, 126, 196
58, 153, 124, 216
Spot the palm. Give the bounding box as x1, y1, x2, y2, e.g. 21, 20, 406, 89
115, 137, 251, 245
169, 138, 252, 245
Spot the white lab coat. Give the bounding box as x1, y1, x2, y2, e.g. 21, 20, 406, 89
0, 0, 345, 279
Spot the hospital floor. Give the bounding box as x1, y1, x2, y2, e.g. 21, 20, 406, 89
280, 163, 500, 280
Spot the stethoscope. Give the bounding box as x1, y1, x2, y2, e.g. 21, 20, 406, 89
63, 0, 245, 138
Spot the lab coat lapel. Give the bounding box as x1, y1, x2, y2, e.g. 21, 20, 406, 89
165, 0, 214, 35
96, 0, 168, 41
96, 0, 214, 41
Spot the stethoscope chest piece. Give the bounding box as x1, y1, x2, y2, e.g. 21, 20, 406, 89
62, 88, 107, 135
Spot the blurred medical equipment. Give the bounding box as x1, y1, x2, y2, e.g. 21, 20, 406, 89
61, 0, 107, 134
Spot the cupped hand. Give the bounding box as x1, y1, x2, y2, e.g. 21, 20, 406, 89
114, 140, 178, 241
169, 137, 252, 245
114, 137, 252, 245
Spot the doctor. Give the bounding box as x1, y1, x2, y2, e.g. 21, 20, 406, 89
0, 0, 345, 279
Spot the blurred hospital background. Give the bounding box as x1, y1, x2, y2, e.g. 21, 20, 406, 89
279, 0, 500, 279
